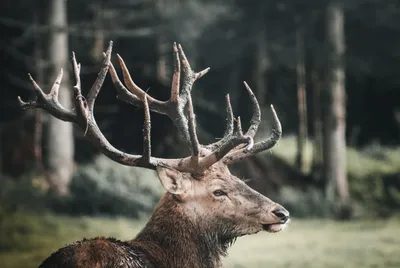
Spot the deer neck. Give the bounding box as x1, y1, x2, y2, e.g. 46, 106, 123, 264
132, 194, 227, 268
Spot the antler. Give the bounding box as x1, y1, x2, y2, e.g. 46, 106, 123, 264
108, 42, 258, 172
203, 81, 281, 165
108, 43, 209, 153
18, 41, 281, 175
222, 104, 282, 165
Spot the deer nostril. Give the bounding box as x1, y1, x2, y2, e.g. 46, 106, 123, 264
272, 208, 290, 222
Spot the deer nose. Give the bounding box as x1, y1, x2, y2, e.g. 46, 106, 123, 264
272, 207, 290, 222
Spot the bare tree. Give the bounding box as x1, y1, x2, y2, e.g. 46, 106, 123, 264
323, 1, 349, 204
33, 12, 44, 169
295, 25, 308, 172
44, 0, 74, 196
311, 69, 323, 179
253, 4, 270, 138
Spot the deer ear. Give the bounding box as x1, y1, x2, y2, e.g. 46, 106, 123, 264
156, 167, 191, 195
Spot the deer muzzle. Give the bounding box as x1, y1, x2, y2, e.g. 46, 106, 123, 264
262, 205, 290, 233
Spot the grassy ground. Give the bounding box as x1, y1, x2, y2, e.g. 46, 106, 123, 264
1, 213, 399, 268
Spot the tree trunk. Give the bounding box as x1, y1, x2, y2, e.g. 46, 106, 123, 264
253, 14, 270, 138
323, 1, 349, 204
0, 126, 2, 174
295, 26, 308, 173
45, 0, 74, 196
33, 12, 44, 170
90, 3, 105, 62
311, 69, 323, 181
156, 34, 169, 85
154, 0, 169, 85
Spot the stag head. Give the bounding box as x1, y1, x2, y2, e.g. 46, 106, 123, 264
157, 162, 289, 239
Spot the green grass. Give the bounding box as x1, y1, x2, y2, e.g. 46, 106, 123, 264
226, 219, 400, 268
1, 213, 399, 268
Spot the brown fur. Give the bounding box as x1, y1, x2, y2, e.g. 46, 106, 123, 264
39, 163, 288, 268
39, 195, 223, 268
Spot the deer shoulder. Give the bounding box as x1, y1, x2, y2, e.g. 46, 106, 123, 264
39, 237, 159, 268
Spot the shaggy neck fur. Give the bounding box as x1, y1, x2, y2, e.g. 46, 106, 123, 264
131, 194, 234, 268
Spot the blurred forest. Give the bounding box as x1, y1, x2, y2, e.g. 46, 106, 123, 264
0, 0, 400, 267
1, 0, 400, 215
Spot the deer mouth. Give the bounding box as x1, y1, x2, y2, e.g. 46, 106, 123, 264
262, 219, 289, 233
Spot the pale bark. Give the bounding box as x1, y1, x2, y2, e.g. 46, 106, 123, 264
311, 69, 323, 179
154, 0, 169, 84
323, 1, 349, 203
295, 27, 308, 172
33, 12, 44, 169
45, 0, 74, 196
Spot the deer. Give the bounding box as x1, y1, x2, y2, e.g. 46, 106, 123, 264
19, 41, 290, 268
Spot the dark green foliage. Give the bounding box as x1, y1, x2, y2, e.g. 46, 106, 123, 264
273, 140, 400, 218
0, 155, 163, 219
0, 173, 48, 215
349, 172, 400, 218
58, 155, 163, 217
275, 186, 333, 218
275, 171, 400, 219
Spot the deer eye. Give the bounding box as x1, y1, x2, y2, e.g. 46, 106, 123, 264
213, 190, 226, 197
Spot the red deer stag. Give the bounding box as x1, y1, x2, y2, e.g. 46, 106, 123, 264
19, 41, 289, 268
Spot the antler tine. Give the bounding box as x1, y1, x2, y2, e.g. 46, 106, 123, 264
18, 69, 76, 122
170, 42, 181, 102
198, 81, 280, 169
224, 95, 234, 136
199, 133, 253, 171
222, 104, 282, 165
235, 116, 243, 136
142, 94, 151, 162
108, 57, 167, 114
48, 68, 63, 97
201, 81, 259, 165
198, 113, 257, 171
205, 81, 260, 152
175, 44, 209, 157
86, 43, 113, 112
71, 52, 81, 93
205, 94, 234, 151
117, 54, 145, 98
187, 95, 200, 157
109, 60, 141, 104
177, 44, 210, 95
116, 54, 164, 106
243, 81, 261, 138
71, 52, 90, 126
